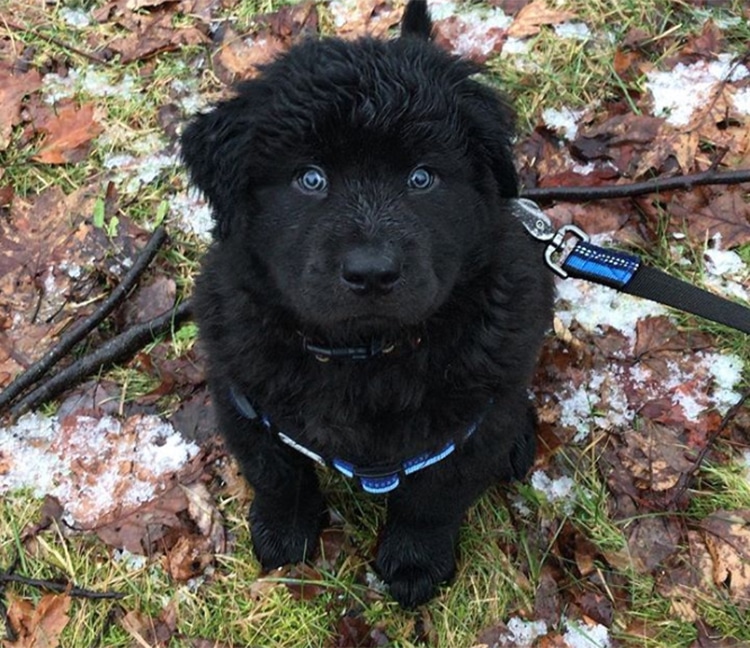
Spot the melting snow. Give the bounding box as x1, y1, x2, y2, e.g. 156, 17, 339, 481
543, 107, 585, 140
531, 470, 576, 513
0, 412, 200, 527
555, 278, 667, 345
563, 618, 611, 648
553, 22, 592, 40
42, 67, 137, 105
59, 7, 91, 28
499, 617, 549, 646
646, 53, 749, 126
169, 188, 214, 240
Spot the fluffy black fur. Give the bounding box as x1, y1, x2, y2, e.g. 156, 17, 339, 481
182, 0, 553, 608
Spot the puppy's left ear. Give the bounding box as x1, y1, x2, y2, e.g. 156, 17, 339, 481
181, 97, 256, 238
401, 0, 432, 40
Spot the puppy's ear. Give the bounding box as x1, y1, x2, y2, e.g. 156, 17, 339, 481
401, 0, 432, 40
181, 98, 255, 239
462, 84, 519, 199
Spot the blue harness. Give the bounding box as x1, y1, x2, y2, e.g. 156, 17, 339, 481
229, 385, 489, 495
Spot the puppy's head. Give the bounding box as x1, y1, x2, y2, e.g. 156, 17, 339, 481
182, 0, 519, 337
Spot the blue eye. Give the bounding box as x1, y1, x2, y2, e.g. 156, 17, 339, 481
407, 166, 435, 190
297, 166, 328, 193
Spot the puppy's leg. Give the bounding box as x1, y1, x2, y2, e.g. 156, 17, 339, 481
376, 401, 537, 608
212, 389, 327, 569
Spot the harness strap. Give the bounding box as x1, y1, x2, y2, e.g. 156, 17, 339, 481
229, 384, 490, 494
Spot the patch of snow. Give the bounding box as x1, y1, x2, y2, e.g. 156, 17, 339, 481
543, 107, 584, 140
0, 413, 61, 496
59, 7, 91, 28
428, 1, 512, 59
555, 278, 667, 346
169, 188, 214, 240
733, 87, 750, 115
502, 37, 532, 56
646, 54, 749, 126
563, 617, 611, 647
0, 413, 200, 528
707, 353, 744, 414
112, 548, 148, 571
554, 22, 591, 40
531, 470, 575, 512
42, 67, 137, 105
104, 151, 179, 194
499, 617, 548, 646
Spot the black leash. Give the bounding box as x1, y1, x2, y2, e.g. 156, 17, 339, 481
513, 199, 750, 334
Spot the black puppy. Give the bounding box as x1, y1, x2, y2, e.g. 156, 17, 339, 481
182, 0, 553, 608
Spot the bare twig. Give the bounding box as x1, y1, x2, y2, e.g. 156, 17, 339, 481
9, 300, 193, 420
0, 572, 124, 600
3, 20, 110, 65
0, 227, 168, 413
522, 167, 750, 203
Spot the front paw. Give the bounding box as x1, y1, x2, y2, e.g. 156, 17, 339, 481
249, 494, 326, 569
375, 526, 457, 608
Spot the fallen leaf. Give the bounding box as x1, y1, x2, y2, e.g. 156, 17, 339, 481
181, 481, 226, 553
108, 9, 208, 62
3, 592, 71, 648
213, 3, 318, 84
121, 606, 175, 648
0, 63, 42, 151
700, 510, 750, 604
32, 102, 104, 165
507, 0, 575, 38
162, 533, 215, 581
669, 188, 750, 248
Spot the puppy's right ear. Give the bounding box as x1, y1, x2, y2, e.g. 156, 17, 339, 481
180, 99, 254, 239
401, 0, 432, 40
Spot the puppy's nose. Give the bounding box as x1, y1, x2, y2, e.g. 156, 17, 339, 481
341, 248, 401, 295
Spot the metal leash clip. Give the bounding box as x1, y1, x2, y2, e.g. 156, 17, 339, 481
512, 198, 589, 278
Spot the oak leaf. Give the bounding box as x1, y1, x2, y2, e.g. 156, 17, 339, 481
32, 103, 103, 165
507, 0, 575, 38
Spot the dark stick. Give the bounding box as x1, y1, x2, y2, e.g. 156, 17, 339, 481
522, 167, 750, 203
0, 226, 167, 413
9, 300, 192, 419
5, 21, 109, 66
668, 389, 750, 508
0, 573, 124, 600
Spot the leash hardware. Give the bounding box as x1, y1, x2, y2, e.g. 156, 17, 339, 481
544, 224, 590, 279
512, 198, 556, 242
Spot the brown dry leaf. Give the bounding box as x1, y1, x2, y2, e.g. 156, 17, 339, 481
121, 607, 175, 648
618, 421, 695, 492
669, 187, 750, 248
108, 9, 208, 63
626, 516, 682, 573
3, 592, 71, 648
214, 26, 285, 82
162, 533, 215, 581
332, 0, 401, 39
656, 529, 724, 621
181, 481, 226, 553
0, 63, 42, 151
507, 0, 575, 38
32, 102, 104, 165
281, 563, 327, 601
700, 510, 750, 605
213, 3, 318, 83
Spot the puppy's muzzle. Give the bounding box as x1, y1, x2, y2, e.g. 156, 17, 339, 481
340, 246, 402, 296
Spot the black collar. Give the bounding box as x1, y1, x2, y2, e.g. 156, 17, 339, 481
300, 334, 422, 362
